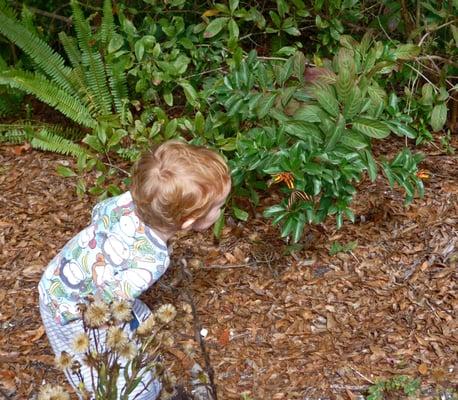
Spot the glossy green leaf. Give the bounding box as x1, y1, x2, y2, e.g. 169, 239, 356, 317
179, 81, 198, 107
363, 149, 377, 181
134, 40, 144, 61
108, 129, 127, 147
314, 83, 339, 117
392, 44, 420, 60
233, 206, 249, 221
430, 103, 447, 132
256, 92, 277, 118
229, 0, 239, 13
293, 104, 323, 122
194, 111, 205, 135
292, 51, 306, 83
163, 91, 173, 106
213, 212, 225, 239
56, 165, 76, 177
165, 119, 178, 139
204, 17, 229, 38
228, 19, 239, 38
325, 114, 345, 151
292, 214, 306, 243
352, 118, 390, 139
108, 33, 124, 53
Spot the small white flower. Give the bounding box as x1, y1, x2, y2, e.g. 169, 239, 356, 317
38, 384, 70, 400
106, 326, 129, 351
118, 341, 137, 360
111, 300, 132, 322
136, 314, 156, 336
156, 304, 177, 324
72, 332, 89, 353
55, 351, 73, 370
182, 303, 192, 314
84, 300, 110, 327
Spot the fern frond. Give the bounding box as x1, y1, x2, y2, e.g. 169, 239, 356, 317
41, 123, 86, 141
117, 147, 140, 162
20, 4, 38, 36
0, 128, 29, 143
0, 0, 17, 20
59, 32, 83, 68
60, 32, 104, 115
31, 128, 92, 158
100, 0, 115, 49
0, 10, 77, 96
0, 88, 24, 116
0, 70, 96, 128
0, 122, 85, 143
106, 61, 128, 114
71, 0, 112, 116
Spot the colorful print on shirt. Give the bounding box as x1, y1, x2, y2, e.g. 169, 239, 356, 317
38, 192, 170, 325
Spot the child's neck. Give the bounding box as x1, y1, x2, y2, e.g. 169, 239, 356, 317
150, 227, 174, 244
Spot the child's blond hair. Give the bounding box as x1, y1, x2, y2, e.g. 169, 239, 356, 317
131, 140, 230, 233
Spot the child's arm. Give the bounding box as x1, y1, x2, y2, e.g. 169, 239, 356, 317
104, 256, 170, 303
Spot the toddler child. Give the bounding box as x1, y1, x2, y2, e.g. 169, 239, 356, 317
38, 140, 231, 399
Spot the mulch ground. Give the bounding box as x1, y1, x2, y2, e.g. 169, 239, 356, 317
0, 137, 457, 400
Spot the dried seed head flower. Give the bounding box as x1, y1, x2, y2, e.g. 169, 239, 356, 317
182, 341, 196, 357
163, 371, 177, 389
84, 300, 110, 327
82, 352, 98, 369
136, 314, 156, 336
182, 303, 192, 314
156, 304, 177, 324
37, 384, 70, 400
72, 332, 90, 353
153, 361, 165, 375
77, 303, 87, 314
71, 359, 82, 373
111, 300, 132, 322
158, 331, 174, 347
106, 326, 129, 351
55, 351, 73, 370
118, 341, 137, 360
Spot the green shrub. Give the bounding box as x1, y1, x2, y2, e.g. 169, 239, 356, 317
201, 35, 425, 241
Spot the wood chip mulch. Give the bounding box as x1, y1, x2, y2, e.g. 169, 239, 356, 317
0, 138, 457, 400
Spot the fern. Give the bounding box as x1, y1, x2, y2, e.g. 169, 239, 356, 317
31, 128, 92, 158
0, 0, 17, 20
20, 4, 38, 36
59, 32, 83, 68
0, 122, 85, 144
100, 0, 115, 49
106, 60, 128, 114
71, 0, 112, 116
0, 128, 29, 143
0, 70, 96, 128
117, 147, 141, 162
0, 89, 23, 116
40, 123, 86, 141
0, 10, 76, 96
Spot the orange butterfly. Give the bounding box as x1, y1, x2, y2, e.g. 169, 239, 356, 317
270, 172, 295, 189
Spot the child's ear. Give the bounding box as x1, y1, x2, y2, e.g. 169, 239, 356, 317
181, 218, 196, 230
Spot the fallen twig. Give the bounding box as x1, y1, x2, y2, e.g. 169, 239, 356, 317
204, 261, 266, 269
349, 366, 374, 385
179, 258, 218, 400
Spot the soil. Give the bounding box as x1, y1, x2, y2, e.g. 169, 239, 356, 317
0, 136, 457, 400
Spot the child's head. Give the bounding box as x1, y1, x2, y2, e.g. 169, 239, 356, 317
131, 140, 231, 237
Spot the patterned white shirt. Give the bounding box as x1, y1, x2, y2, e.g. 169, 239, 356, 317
38, 191, 170, 325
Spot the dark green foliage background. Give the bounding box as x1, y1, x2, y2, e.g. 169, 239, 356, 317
0, 0, 456, 241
